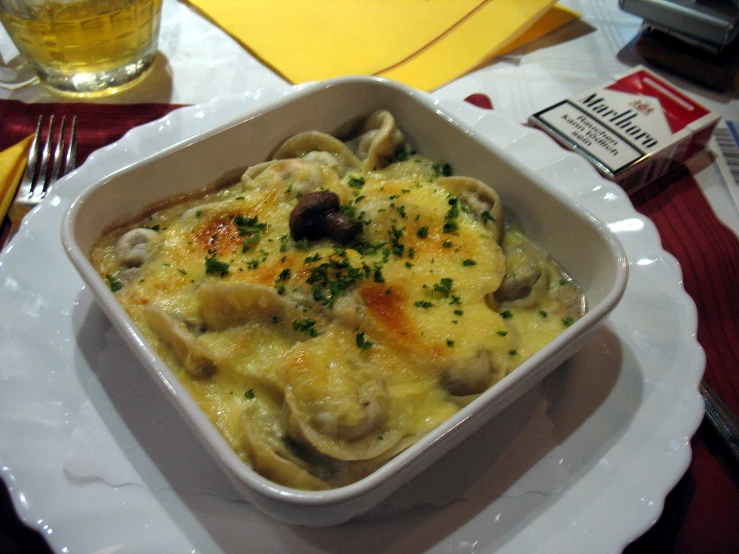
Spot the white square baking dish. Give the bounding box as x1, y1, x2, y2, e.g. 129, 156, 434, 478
62, 76, 628, 527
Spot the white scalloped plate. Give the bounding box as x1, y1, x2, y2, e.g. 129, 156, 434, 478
0, 87, 704, 553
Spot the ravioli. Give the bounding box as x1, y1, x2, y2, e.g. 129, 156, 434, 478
90, 111, 585, 489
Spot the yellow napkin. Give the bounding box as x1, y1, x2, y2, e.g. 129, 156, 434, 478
0, 135, 32, 224
183, 0, 580, 91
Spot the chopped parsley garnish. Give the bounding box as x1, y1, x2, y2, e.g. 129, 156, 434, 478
356, 332, 373, 352
509, 349, 518, 356
295, 238, 310, 249
481, 211, 496, 224
414, 300, 434, 308
416, 226, 429, 238
105, 274, 122, 292
388, 225, 405, 257
244, 389, 255, 399
432, 162, 453, 177
373, 264, 385, 283
348, 176, 365, 188
205, 255, 229, 276
241, 234, 261, 252
303, 251, 369, 309
442, 221, 458, 233
501, 310, 513, 319
234, 214, 267, 235
497, 330, 508, 336
293, 318, 318, 337
446, 339, 455, 347
562, 316, 575, 326
354, 238, 387, 256
462, 259, 476, 266
426, 277, 453, 298
454, 309, 464, 316
538, 308, 549, 318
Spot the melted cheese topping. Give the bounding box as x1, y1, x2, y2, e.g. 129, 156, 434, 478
90, 111, 585, 489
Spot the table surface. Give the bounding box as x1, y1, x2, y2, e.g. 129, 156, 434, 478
1, 0, 738, 552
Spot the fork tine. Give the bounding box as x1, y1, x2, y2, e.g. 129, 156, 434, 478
49, 115, 66, 184
17, 116, 43, 199
31, 115, 55, 201
64, 115, 78, 174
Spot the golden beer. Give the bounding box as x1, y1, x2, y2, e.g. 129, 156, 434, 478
0, 0, 162, 96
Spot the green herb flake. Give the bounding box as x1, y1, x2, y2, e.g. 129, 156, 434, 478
562, 316, 575, 326
348, 176, 366, 188
414, 300, 434, 308
446, 339, 455, 347
205, 255, 229, 277
244, 389, 255, 399
417, 226, 429, 238
105, 274, 122, 292
462, 259, 477, 266
432, 162, 453, 177
497, 330, 508, 336
501, 310, 513, 319
293, 318, 318, 337
481, 211, 496, 224
356, 332, 373, 352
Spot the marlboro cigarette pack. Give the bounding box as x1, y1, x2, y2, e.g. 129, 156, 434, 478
529, 66, 720, 192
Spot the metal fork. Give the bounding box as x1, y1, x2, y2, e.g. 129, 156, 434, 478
1, 114, 78, 248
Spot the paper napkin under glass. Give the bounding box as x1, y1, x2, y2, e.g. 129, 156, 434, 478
182, 0, 580, 91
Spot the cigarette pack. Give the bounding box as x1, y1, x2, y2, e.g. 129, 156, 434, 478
529, 66, 720, 193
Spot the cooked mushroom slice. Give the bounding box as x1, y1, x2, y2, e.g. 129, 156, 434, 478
272, 131, 361, 176
289, 190, 339, 240
284, 382, 403, 461
346, 110, 405, 170
240, 405, 330, 490
116, 228, 161, 268
144, 306, 217, 379
440, 349, 498, 396
197, 282, 287, 331
436, 176, 505, 243
289, 191, 361, 244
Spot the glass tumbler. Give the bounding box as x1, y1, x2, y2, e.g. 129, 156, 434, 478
0, 0, 162, 97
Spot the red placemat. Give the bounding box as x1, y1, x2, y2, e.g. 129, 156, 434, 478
625, 168, 739, 554
0, 99, 186, 165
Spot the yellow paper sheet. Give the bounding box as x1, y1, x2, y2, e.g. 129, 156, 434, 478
183, 0, 579, 91
0, 135, 32, 223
